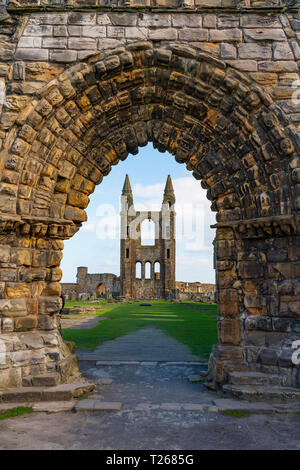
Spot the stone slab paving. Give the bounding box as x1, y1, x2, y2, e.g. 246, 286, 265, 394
1, 327, 300, 449
75, 400, 123, 412
1, 399, 300, 450
77, 326, 202, 362
61, 316, 104, 330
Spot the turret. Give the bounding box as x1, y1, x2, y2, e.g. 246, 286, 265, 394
162, 175, 175, 209
121, 174, 134, 211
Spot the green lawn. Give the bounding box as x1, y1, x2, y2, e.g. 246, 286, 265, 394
0, 407, 34, 421
62, 300, 218, 360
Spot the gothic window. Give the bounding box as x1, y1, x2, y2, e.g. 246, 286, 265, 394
141, 219, 155, 246
145, 262, 151, 279
136, 262, 142, 279
126, 248, 129, 258
167, 249, 170, 259
154, 262, 160, 273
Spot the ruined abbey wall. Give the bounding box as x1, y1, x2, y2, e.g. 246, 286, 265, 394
0, 1, 299, 391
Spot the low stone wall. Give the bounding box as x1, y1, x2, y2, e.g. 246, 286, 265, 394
61, 305, 99, 315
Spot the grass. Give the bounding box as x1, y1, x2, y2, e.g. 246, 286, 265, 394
62, 300, 218, 360
223, 410, 250, 418
0, 407, 34, 421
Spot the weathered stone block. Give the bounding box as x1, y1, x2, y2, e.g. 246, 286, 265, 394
220, 43, 236, 59
15, 48, 49, 61
239, 261, 264, 279
42, 38, 67, 49
38, 315, 57, 331
18, 37, 42, 48
149, 28, 177, 40
202, 14, 216, 28
209, 29, 242, 42
179, 28, 208, 41
219, 319, 241, 345
243, 29, 286, 42
273, 42, 294, 60
5, 283, 31, 299
14, 315, 38, 332
2, 318, 14, 333
68, 13, 96, 26
107, 26, 125, 38
49, 50, 77, 63
258, 348, 279, 366
38, 296, 62, 315
23, 25, 53, 37
0, 299, 27, 318
68, 38, 97, 50
82, 26, 106, 38
172, 14, 201, 28
240, 14, 281, 29
53, 26, 68, 37
109, 13, 137, 26
238, 43, 272, 59
138, 14, 171, 28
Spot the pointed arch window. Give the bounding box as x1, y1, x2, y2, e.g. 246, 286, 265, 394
136, 262, 142, 279
141, 219, 155, 246
145, 262, 151, 279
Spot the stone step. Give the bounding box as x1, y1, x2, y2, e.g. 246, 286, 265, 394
228, 371, 282, 387
31, 373, 60, 387
223, 384, 300, 404
0, 381, 95, 404
212, 398, 299, 415
74, 400, 123, 412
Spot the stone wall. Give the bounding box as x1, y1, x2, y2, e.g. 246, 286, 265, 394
0, 1, 299, 391
61, 267, 120, 299
176, 281, 216, 302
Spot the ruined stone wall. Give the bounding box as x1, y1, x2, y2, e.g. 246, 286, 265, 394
60, 282, 78, 299
0, 1, 299, 390
176, 281, 216, 301
120, 206, 176, 300
75, 267, 120, 298
0, 2, 300, 135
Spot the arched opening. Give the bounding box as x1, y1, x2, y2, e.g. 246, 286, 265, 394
141, 219, 156, 246
135, 262, 142, 279
96, 283, 106, 298
154, 261, 160, 280
0, 42, 298, 393
145, 262, 152, 280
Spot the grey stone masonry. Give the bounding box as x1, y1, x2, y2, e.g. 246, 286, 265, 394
11, 9, 300, 128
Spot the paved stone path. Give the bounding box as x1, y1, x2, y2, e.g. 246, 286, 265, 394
61, 316, 104, 330
1, 326, 300, 450
77, 325, 202, 361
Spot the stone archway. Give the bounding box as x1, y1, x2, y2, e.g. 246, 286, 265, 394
0, 42, 299, 392
96, 282, 106, 298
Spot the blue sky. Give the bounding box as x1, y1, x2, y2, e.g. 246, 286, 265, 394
61, 144, 216, 284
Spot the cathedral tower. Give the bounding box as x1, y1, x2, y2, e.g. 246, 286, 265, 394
120, 175, 176, 300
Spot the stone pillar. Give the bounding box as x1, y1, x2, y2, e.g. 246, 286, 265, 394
209, 223, 300, 389
0, 223, 79, 388
208, 227, 245, 386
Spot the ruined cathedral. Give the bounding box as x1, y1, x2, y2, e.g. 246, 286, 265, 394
120, 174, 176, 300
62, 175, 215, 302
